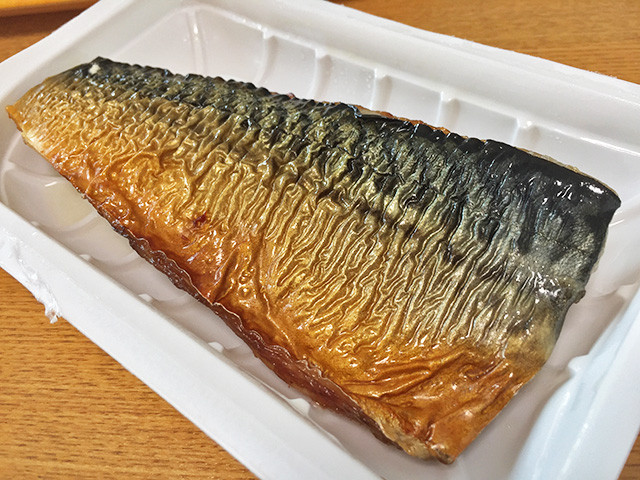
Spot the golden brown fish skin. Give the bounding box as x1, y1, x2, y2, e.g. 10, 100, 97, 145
6, 58, 621, 463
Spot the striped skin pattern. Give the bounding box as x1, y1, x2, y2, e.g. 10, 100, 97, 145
7, 58, 620, 463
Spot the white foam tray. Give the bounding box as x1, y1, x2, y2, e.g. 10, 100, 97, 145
1, 1, 639, 479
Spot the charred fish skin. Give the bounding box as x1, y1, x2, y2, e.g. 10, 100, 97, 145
7, 57, 621, 463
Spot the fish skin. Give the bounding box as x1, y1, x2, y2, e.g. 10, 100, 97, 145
6, 57, 621, 463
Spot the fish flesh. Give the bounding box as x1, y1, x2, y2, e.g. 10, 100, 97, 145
6, 58, 621, 463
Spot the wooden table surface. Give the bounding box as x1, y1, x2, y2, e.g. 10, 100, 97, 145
0, 2, 638, 478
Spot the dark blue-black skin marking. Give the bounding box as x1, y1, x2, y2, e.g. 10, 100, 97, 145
65, 57, 621, 295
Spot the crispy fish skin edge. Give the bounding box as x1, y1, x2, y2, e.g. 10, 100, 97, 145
5, 72, 620, 464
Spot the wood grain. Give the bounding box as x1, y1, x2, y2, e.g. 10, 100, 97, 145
0, 3, 638, 479
0, 0, 96, 17
336, 0, 640, 86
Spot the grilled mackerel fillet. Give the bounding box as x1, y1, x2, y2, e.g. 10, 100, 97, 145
7, 58, 621, 463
